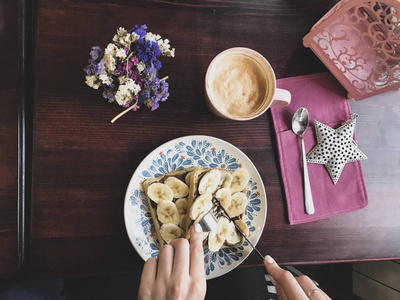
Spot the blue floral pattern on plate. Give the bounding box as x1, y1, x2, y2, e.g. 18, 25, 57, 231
125, 136, 266, 279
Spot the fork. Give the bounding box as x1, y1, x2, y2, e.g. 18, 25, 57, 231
198, 204, 265, 260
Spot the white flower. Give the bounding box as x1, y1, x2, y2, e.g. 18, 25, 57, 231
99, 74, 112, 85
103, 54, 116, 71
115, 89, 131, 106
85, 75, 101, 89
116, 48, 126, 59
128, 32, 139, 44
114, 32, 139, 48
125, 78, 141, 94
102, 44, 118, 71
114, 78, 141, 106
137, 62, 145, 73
145, 32, 161, 42
117, 27, 127, 36
118, 76, 128, 85
105, 43, 117, 55
158, 39, 175, 57
167, 48, 175, 57
113, 27, 128, 45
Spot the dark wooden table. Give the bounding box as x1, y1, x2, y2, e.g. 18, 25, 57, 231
31, 0, 400, 277
0, 0, 21, 277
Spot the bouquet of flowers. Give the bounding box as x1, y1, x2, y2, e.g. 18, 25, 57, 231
84, 24, 175, 122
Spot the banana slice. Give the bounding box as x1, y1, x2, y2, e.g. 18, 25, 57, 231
147, 183, 173, 203
202, 231, 209, 241
222, 173, 233, 189
185, 172, 192, 186
226, 221, 242, 245
198, 169, 221, 195
230, 168, 250, 193
157, 200, 179, 225
215, 188, 232, 210
175, 198, 188, 215
194, 209, 209, 225
179, 214, 188, 229
226, 192, 247, 218
160, 223, 184, 244
219, 172, 227, 187
164, 177, 189, 198
208, 217, 230, 252
189, 192, 213, 220
208, 231, 223, 252
234, 219, 249, 237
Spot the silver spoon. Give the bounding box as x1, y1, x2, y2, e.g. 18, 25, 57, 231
292, 107, 315, 215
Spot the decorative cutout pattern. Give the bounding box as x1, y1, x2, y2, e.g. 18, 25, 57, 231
305, 1, 400, 99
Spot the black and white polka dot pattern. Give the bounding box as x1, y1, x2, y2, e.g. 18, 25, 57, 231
306, 114, 367, 185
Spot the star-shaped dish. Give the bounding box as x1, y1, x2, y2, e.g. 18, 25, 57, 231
306, 114, 367, 185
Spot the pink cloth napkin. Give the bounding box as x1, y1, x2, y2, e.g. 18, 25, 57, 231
271, 73, 368, 225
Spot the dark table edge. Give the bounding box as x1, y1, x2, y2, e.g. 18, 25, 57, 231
28, 256, 400, 279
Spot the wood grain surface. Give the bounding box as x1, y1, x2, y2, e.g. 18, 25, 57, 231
31, 0, 400, 277
0, 0, 20, 277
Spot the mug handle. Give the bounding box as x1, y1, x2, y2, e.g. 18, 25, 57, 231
270, 88, 291, 107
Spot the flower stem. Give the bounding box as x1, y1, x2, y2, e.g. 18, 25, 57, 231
110, 77, 168, 123
111, 102, 137, 123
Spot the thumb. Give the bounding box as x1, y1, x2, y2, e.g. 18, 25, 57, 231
264, 255, 308, 300
263, 255, 283, 278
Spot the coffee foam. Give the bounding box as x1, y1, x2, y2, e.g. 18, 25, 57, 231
208, 54, 269, 118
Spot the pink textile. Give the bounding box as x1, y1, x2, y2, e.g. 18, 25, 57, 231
271, 73, 368, 225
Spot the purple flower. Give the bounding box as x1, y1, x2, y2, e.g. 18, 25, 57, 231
130, 56, 139, 65
102, 88, 115, 103
135, 39, 163, 70
159, 80, 169, 102
153, 60, 162, 70
89, 46, 103, 61
84, 45, 105, 76
131, 72, 143, 86
84, 60, 105, 75
116, 62, 127, 75
144, 67, 154, 77
151, 78, 160, 90
131, 24, 148, 43
151, 101, 159, 111
96, 60, 105, 74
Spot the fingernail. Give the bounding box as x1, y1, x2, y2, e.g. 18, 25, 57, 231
194, 223, 202, 233
264, 255, 275, 264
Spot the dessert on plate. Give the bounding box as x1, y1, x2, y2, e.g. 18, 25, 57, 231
143, 167, 250, 251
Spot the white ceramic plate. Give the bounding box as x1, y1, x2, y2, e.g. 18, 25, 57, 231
124, 135, 267, 279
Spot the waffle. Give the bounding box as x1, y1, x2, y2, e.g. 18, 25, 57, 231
143, 167, 249, 251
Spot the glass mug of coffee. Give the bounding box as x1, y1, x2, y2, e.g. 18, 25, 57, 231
205, 47, 291, 120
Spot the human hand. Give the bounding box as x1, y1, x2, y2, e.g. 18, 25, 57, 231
138, 224, 207, 300
264, 255, 331, 300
